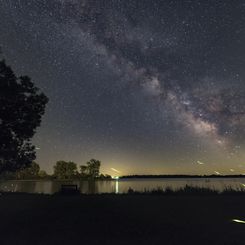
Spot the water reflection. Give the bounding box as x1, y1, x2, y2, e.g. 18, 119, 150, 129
115, 180, 119, 194
0, 178, 245, 194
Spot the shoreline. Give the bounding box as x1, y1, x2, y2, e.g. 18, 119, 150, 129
1, 183, 245, 196
2, 174, 245, 181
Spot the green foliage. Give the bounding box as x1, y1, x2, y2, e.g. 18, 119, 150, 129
99, 174, 112, 179
0, 60, 48, 173
16, 162, 40, 179
38, 170, 48, 178
80, 165, 88, 177
0, 171, 16, 180
79, 159, 101, 178
86, 159, 101, 178
54, 161, 77, 179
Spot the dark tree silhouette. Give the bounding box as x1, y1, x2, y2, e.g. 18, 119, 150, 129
80, 165, 88, 177
38, 170, 48, 178
16, 161, 40, 179
0, 60, 48, 173
54, 161, 77, 179
86, 159, 101, 178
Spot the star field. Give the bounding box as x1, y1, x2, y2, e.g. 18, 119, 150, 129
0, 0, 245, 175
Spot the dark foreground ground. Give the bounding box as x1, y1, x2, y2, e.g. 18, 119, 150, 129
0, 193, 245, 245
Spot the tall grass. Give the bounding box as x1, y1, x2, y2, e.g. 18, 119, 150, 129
126, 185, 245, 195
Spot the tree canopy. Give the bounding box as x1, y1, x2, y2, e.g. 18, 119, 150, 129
86, 159, 101, 178
16, 161, 40, 179
80, 165, 88, 177
79, 159, 101, 178
0, 60, 48, 173
54, 161, 77, 179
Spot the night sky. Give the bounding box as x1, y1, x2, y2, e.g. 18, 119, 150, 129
1, 0, 245, 175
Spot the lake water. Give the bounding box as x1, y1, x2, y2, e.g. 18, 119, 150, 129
1, 178, 245, 194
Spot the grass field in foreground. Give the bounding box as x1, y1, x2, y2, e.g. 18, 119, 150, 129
0, 193, 245, 245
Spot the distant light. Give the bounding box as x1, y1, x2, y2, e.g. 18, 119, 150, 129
111, 168, 120, 173
232, 219, 245, 224
35, 147, 41, 150
230, 169, 234, 172
197, 160, 205, 165
214, 171, 221, 175
183, 100, 190, 105
112, 176, 119, 180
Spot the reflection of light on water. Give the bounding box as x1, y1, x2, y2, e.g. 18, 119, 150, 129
115, 180, 119, 194
232, 219, 245, 224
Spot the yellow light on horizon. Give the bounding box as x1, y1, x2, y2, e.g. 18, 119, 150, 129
111, 168, 120, 173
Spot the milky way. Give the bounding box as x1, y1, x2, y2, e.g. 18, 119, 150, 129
0, 0, 245, 175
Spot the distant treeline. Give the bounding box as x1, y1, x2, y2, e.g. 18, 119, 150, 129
0, 159, 112, 180
120, 174, 245, 179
